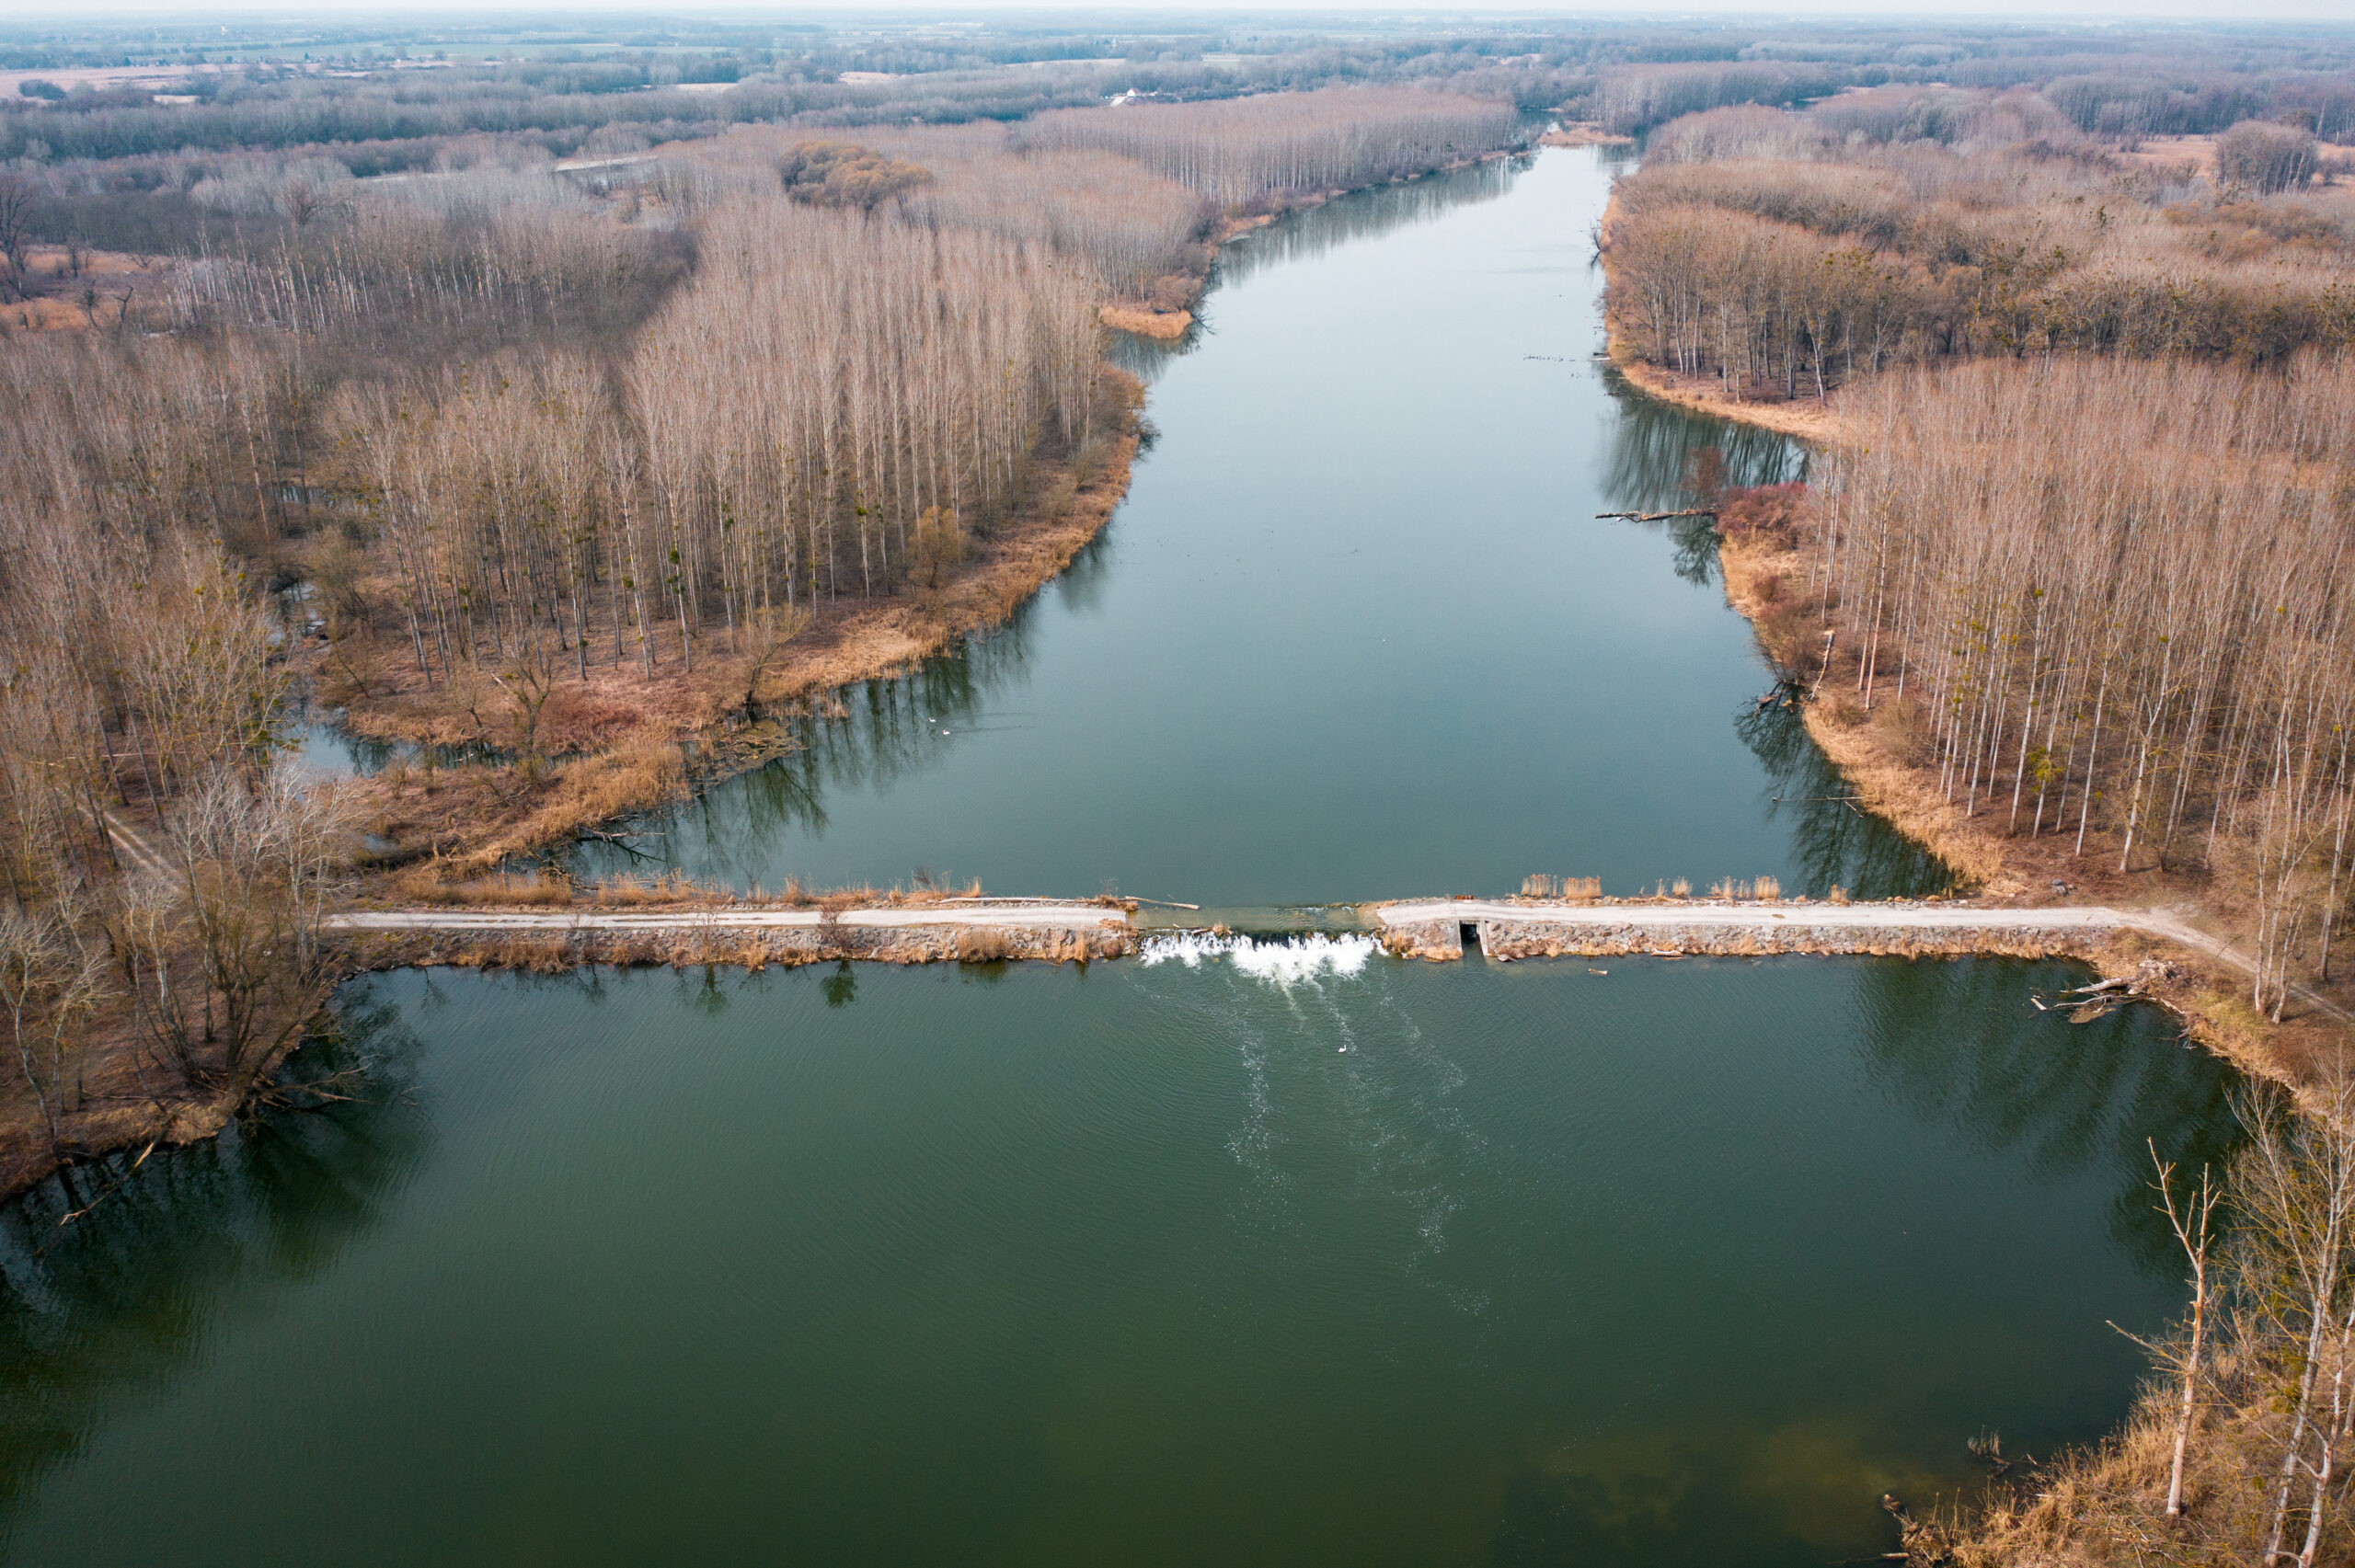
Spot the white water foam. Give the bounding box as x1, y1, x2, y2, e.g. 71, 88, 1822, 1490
1137, 932, 1380, 984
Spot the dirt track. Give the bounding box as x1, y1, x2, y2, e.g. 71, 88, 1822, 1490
1371, 899, 2347, 1023
1373, 898, 2142, 933
328, 901, 1130, 934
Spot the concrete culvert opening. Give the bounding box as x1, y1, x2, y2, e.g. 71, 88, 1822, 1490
1460, 922, 1480, 951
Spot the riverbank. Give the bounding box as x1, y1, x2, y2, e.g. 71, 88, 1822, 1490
1595, 177, 2350, 1091
0, 414, 1143, 1204
0, 1019, 311, 1206
1596, 351, 2349, 1093
1606, 355, 1849, 442
316, 415, 1141, 880
1708, 470, 2348, 1094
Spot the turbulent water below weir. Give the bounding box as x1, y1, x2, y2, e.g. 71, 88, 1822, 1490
3, 148, 2244, 1567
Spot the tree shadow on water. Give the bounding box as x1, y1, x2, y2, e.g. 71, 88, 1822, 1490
1599, 376, 1804, 521
1488, 1442, 1844, 1568
1851, 956, 2245, 1276
0, 984, 427, 1525
569, 621, 1034, 891
1736, 700, 1954, 899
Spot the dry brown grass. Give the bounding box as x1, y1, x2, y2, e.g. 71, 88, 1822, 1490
390, 867, 574, 906
1099, 303, 1190, 339
1538, 123, 1634, 149
955, 928, 1013, 962
1703, 876, 1782, 899
1519, 875, 1605, 900
0, 246, 178, 335
1609, 352, 1852, 442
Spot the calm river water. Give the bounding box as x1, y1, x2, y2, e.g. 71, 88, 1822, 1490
1, 148, 2239, 1566
569, 146, 1923, 905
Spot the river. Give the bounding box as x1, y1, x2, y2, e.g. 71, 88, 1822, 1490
566, 147, 1931, 906
0, 148, 2239, 1566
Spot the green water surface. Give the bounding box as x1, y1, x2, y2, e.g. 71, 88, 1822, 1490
0, 956, 2233, 1565
0, 149, 2238, 1566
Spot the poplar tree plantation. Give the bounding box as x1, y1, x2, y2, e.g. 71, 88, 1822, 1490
0, 86, 1518, 1189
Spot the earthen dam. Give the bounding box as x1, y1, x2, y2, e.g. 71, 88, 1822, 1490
325, 897, 2243, 974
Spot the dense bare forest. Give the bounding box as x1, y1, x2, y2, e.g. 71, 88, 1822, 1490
0, 77, 1522, 1194
1596, 87, 2355, 1007
1605, 92, 2355, 395
1591, 63, 2355, 1564
1029, 88, 1516, 207
1805, 358, 2355, 1017
1599, 86, 2355, 1001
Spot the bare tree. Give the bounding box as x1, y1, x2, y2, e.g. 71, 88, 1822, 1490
0, 172, 34, 292
0, 900, 109, 1156
134, 766, 351, 1094
2146, 1142, 2221, 1521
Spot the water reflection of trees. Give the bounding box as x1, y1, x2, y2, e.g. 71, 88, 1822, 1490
1601, 376, 1800, 502
1850, 956, 2245, 1276
1598, 373, 1805, 585
1105, 155, 1527, 386
571, 593, 1059, 887
1594, 384, 1939, 899
1215, 155, 1524, 289
0, 988, 425, 1522
1733, 702, 1950, 898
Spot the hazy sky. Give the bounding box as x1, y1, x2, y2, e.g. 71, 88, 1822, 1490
6, 1, 2350, 21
